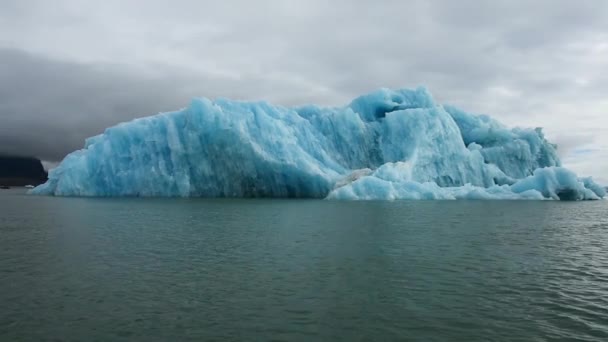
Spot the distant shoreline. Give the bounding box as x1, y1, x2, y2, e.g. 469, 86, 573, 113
0, 156, 48, 187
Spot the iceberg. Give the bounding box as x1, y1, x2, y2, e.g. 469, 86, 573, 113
30, 87, 605, 200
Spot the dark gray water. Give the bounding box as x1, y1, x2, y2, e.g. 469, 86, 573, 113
1, 188, 607, 341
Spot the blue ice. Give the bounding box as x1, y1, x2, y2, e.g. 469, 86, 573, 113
31, 87, 605, 200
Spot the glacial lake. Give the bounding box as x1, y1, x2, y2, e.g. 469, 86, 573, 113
1, 188, 607, 341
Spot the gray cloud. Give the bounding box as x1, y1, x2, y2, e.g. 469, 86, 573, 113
1, 0, 607, 182
0, 48, 190, 160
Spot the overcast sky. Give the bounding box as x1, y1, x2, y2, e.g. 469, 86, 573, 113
1, 0, 607, 183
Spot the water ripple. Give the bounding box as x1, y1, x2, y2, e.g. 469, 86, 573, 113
1, 193, 608, 341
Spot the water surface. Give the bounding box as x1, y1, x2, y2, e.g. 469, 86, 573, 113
1, 188, 607, 341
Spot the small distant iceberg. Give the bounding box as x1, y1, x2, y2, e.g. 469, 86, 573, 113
30, 87, 605, 200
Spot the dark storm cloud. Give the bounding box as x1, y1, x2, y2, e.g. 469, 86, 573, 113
0, 48, 190, 160
0, 47, 347, 160
0, 0, 607, 181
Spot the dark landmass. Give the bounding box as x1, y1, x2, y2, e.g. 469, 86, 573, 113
0, 156, 48, 187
